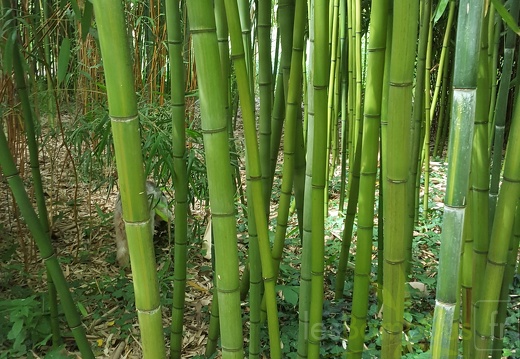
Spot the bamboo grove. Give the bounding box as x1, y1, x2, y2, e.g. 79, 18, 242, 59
1, 0, 520, 358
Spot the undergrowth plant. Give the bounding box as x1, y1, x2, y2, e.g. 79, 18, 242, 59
0, 295, 52, 358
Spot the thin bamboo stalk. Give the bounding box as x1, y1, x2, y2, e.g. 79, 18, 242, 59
165, 0, 189, 356
271, 0, 306, 287
469, 7, 494, 356
422, 19, 433, 214
346, 0, 388, 354
338, 0, 348, 211
491, 205, 520, 358
220, 0, 282, 355
297, 2, 314, 355
489, 1, 520, 225
10, 29, 62, 347
307, 0, 328, 355
258, 0, 272, 207
0, 128, 95, 359
407, 0, 431, 276
433, 45, 451, 158
460, 194, 473, 358
474, 88, 520, 359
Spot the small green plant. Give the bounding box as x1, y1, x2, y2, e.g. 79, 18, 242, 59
0, 295, 52, 358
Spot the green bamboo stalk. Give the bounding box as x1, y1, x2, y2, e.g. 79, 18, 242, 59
430, 0, 484, 357
338, 0, 348, 212
272, 28, 281, 95
271, 0, 306, 286
491, 205, 520, 358
11, 43, 62, 350
331, 34, 342, 168
237, 0, 253, 96
449, 273, 462, 358
307, 0, 328, 355
293, 116, 306, 239
353, 0, 362, 156
269, 0, 294, 192
407, 0, 431, 276
489, 0, 519, 225
422, 19, 433, 214
0, 130, 94, 358
279, 0, 295, 99
205, 273, 220, 357
214, 0, 230, 125
258, 0, 272, 207
429, 0, 456, 122
460, 194, 473, 358
165, 0, 189, 356
260, 0, 306, 324
0, 14, 87, 357
278, 0, 295, 95
184, 1, 244, 357
335, 127, 361, 297
335, 3, 364, 294
487, 7, 501, 152
246, 174, 262, 358
377, 165, 385, 310
377, 8, 392, 309
470, 7, 494, 355
4, 2, 62, 346
214, 0, 245, 214
297, 3, 315, 355
43, 0, 55, 124
345, 0, 353, 158
219, 0, 282, 355
346, 0, 388, 356
381, 1, 419, 357
347, 0, 354, 159
326, 0, 339, 179
474, 88, 520, 359
438, 82, 453, 159
92, 1, 166, 357
433, 44, 452, 158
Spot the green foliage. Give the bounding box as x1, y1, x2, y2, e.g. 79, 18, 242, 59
432, 0, 449, 24
0, 295, 52, 358
491, 0, 520, 35
57, 38, 72, 86
64, 99, 208, 204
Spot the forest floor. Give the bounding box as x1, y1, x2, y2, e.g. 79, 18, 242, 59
0, 122, 218, 358
1, 116, 518, 358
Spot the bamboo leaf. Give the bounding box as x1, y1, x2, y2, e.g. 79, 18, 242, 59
76, 301, 88, 317
491, 0, 520, 34
2, 30, 16, 73
8, 319, 23, 340
433, 0, 449, 24
81, 1, 93, 42
69, 0, 82, 21
57, 38, 71, 86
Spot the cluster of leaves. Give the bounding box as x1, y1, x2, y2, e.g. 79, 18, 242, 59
0, 295, 52, 358
62, 98, 209, 206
